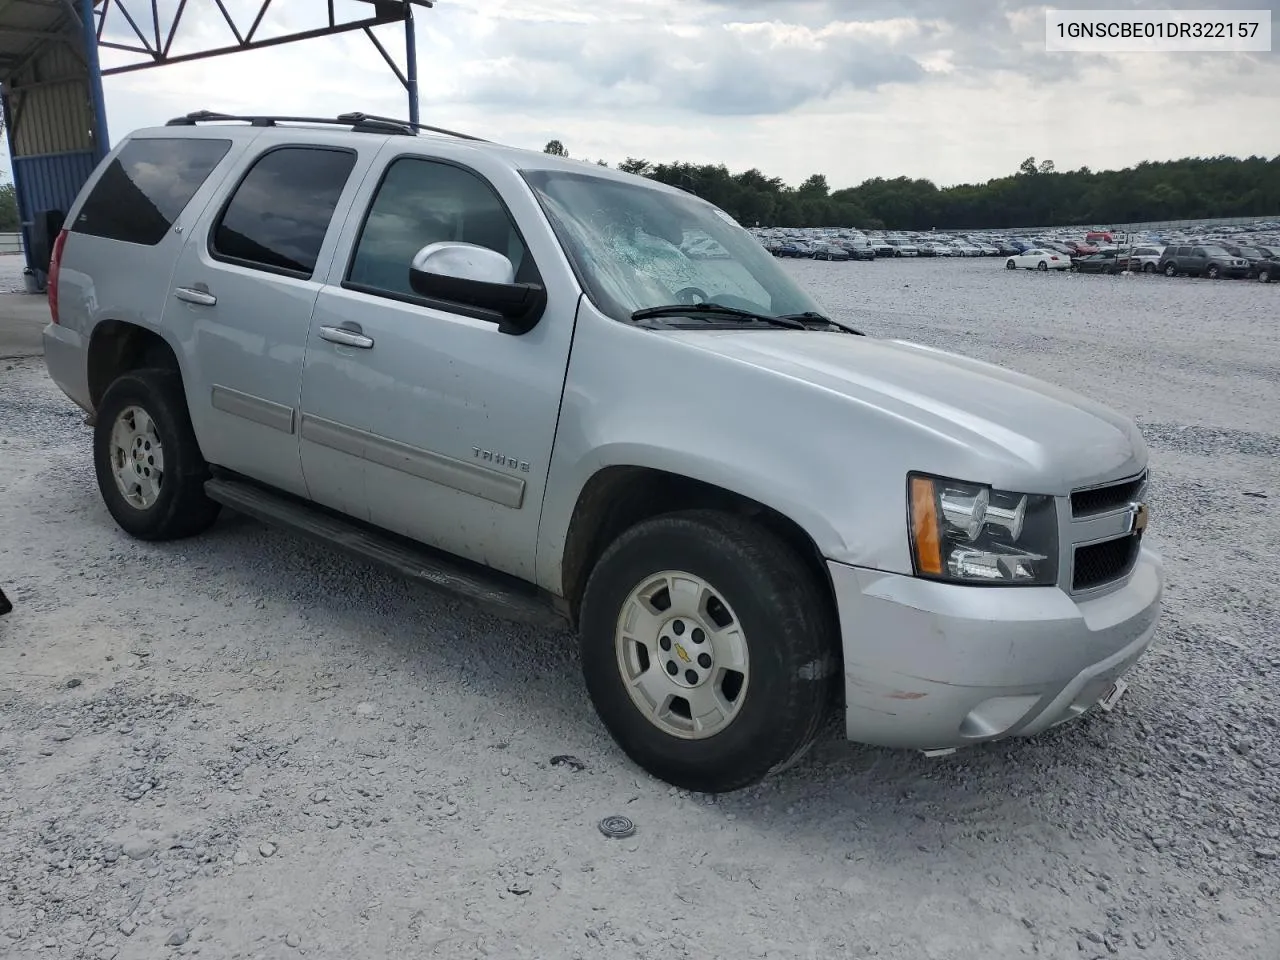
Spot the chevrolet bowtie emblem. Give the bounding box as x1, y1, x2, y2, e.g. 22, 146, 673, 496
1131, 502, 1149, 534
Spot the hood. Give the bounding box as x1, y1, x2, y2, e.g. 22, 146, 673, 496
673, 329, 1147, 494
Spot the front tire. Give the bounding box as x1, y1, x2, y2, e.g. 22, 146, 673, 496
1261, 267, 1273, 283
579, 510, 837, 793
1037, 261, 1048, 272
1143, 262, 1156, 273
1206, 264, 1220, 279
93, 369, 220, 541
1006, 259, 1017, 270
1164, 263, 1178, 277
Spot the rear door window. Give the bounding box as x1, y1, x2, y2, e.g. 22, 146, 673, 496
211, 146, 357, 278
72, 137, 231, 246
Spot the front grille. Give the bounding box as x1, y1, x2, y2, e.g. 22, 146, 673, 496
1073, 535, 1141, 591
1071, 472, 1146, 517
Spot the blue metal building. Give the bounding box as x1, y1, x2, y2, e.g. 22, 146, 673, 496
1, 0, 427, 286
1, 0, 108, 285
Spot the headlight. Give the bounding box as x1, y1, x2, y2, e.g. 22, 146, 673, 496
908, 473, 1059, 586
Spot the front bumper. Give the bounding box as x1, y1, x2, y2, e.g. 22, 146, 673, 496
828, 549, 1163, 749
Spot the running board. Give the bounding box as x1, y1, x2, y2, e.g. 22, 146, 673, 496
204, 477, 566, 628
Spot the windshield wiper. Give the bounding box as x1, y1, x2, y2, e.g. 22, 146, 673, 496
777, 311, 865, 335
630, 303, 806, 330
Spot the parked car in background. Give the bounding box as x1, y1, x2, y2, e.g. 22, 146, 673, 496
1221, 243, 1273, 278
884, 239, 919, 257
1086, 230, 1115, 244
1071, 250, 1122, 274
812, 243, 850, 261
1255, 255, 1278, 283
1006, 248, 1071, 271
1113, 246, 1165, 273
1157, 245, 1250, 279
842, 240, 876, 261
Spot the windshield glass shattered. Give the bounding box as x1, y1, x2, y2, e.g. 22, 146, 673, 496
521, 168, 826, 323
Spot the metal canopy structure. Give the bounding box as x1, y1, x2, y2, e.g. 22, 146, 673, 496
1, 0, 431, 281
92, 0, 430, 124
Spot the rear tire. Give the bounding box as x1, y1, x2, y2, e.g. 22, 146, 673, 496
1143, 262, 1155, 273
1037, 261, 1048, 272
579, 510, 837, 793
1006, 259, 1017, 270
1206, 264, 1220, 279
1164, 263, 1177, 277
1261, 267, 1272, 283
93, 369, 220, 541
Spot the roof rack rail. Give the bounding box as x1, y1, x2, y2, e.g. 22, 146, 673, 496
164, 110, 488, 142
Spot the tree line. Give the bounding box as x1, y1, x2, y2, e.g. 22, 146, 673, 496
544, 141, 1280, 230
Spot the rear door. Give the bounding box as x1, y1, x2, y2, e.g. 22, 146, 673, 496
161, 133, 376, 497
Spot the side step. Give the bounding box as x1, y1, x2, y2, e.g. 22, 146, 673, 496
204, 477, 567, 628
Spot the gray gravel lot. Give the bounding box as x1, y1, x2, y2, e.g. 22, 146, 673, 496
1, 258, 1277, 960
0, 255, 30, 294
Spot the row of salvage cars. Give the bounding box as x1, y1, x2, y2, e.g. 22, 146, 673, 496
1009, 241, 1279, 282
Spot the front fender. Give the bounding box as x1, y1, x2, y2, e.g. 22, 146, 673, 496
533, 301, 921, 594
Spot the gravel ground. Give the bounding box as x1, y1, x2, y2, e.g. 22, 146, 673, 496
0, 255, 31, 294
1, 258, 1277, 960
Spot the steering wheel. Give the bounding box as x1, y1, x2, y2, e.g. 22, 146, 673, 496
674, 286, 709, 305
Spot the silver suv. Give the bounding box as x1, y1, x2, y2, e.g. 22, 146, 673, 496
42, 111, 1163, 792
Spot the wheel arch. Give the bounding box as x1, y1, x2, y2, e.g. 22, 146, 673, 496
557, 464, 837, 633
87, 320, 184, 411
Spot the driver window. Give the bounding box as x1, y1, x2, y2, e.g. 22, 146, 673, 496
347, 157, 535, 300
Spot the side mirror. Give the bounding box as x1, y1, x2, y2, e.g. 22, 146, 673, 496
408, 241, 546, 334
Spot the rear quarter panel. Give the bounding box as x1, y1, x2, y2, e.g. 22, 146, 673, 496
54, 129, 259, 403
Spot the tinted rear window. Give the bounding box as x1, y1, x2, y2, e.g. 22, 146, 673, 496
211, 147, 356, 278
72, 138, 231, 246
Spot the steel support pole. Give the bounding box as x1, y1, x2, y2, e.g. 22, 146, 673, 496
80, 0, 111, 158
405, 2, 419, 126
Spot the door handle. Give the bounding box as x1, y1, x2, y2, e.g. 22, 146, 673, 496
173, 285, 217, 306
318, 323, 374, 349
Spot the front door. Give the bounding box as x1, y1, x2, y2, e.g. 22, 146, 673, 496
297, 152, 578, 580
164, 135, 369, 497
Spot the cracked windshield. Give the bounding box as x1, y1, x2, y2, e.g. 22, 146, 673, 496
523, 169, 823, 320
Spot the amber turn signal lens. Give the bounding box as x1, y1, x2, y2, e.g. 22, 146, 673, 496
910, 476, 943, 576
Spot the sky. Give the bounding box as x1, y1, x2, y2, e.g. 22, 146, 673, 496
18, 0, 1280, 190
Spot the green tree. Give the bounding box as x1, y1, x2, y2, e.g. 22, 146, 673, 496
588, 149, 1279, 230
797, 173, 830, 199
543, 140, 568, 157
0, 182, 19, 232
